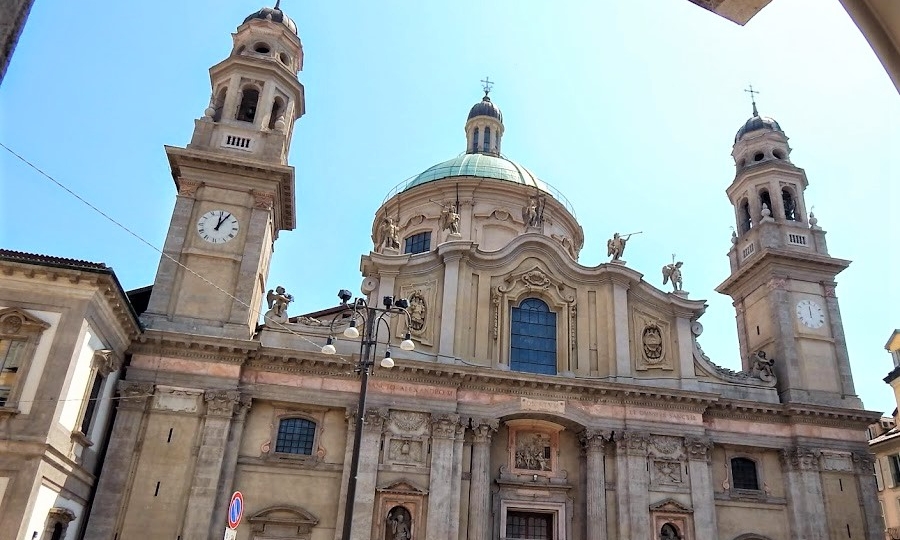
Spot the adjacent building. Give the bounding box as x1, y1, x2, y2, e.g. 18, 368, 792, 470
869, 331, 900, 539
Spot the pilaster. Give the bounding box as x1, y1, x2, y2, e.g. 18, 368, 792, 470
225, 202, 273, 338
852, 451, 884, 540
208, 395, 252, 540
822, 282, 859, 402
83, 381, 155, 539
684, 436, 717, 538
467, 419, 498, 540
611, 280, 631, 379
349, 408, 387, 540
580, 429, 609, 540
182, 390, 241, 540
614, 430, 649, 539
437, 250, 465, 361
426, 414, 462, 539
144, 188, 198, 319
780, 446, 828, 539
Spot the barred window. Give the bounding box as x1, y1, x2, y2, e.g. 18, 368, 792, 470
404, 232, 431, 255
510, 298, 557, 375
506, 511, 551, 539
275, 418, 316, 455
731, 457, 760, 490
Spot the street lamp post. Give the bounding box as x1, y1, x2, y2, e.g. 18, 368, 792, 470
321, 289, 414, 540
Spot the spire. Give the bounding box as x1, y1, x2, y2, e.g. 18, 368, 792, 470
745, 84, 760, 117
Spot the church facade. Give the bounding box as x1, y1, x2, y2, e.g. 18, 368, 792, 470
0, 5, 885, 540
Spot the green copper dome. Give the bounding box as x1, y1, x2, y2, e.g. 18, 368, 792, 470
402, 153, 549, 192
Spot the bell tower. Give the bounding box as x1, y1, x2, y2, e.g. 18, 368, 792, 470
716, 96, 861, 408
142, 4, 305, 339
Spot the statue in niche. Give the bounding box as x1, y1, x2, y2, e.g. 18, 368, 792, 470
662, 260, 683, 292
387, 507, 412, 540
660, 523, 680, 540
607, 231, 641, 262
440, 204, 461, 236
522, 196, 540, 228
377, 217, 401, 251
749, 350, 776, 382
265, 286, 293, 323
408, 291, 427, 334
515, 432, 552, 471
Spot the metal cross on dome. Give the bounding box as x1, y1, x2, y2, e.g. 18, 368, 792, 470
481, 76, 494, 96
744, 84, 761, 116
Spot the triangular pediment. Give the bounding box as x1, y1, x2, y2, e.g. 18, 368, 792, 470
0, 307, 50, 335
376, 479, 428, 495
649, 498, 693, 514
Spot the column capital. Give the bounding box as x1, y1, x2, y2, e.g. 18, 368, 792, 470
614, 430, 649, 456
470, 418, 499, 443
117, 380, 155, 410
579, 429, 610, 453
204, 390, 241, 417
362, 408, 389, 431
851, 450, 876, 474
780, 446, 821, 471
430, 413, 462, 439
684, 436, 713, 461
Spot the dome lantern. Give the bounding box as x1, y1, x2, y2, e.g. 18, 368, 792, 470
465, 77, 504, 156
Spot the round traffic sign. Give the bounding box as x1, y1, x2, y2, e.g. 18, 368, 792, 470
227, 491, 244, 529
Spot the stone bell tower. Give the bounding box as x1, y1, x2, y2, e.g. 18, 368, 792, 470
716, 96, 861, 407
142, 4, 305, 339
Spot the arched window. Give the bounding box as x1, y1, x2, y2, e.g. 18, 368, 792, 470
275, 417, 316, 455
236, 87, 260, 122
739, 199, 751, 233
404, 231, 431, 254
268, 96, 285, 129
472, 128, 479, 152
483, 127, 491, 152
510, 298, 556, 375
212, 87, 227, 122
759, 189, 772, 217
781, 188, 797, 221
731, 457, 759, 490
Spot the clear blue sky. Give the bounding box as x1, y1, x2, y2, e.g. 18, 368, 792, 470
1, 1, 897, 413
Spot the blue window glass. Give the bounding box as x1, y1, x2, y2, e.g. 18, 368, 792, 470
404, 232, 431, 254
483, 126, 491, 152
472, 127, 479, 152
510, 298, 556, 375
275, 418, 316, 455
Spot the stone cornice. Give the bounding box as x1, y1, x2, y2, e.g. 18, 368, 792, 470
132, 329, 257, 363
0, 256, 141, 339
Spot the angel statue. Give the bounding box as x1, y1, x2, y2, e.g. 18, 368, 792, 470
606, 231, 641, 262
376, 217, 401, 251
662, 261, 683, 292
441, 204, 461, 236
265, 285, 293, 323
522, 196, 539, 228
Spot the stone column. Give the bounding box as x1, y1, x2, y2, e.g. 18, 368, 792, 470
83, 381, 155, 539
448, 422, 466, 540
182, 390, 240, 540
684, 437, 718, 539
467, 419, 498, 540
427, 414, 461, 539
580, 429, 609, 540
852, 451, 884, 540
614, 431, 649, 539
349, 409, 388, 540
208, 395, 251, 540
780, 446, 828, 539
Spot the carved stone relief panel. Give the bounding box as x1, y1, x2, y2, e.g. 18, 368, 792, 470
632, 309, 673, 371
398, 280, 437, 347
506, 419, 564, 478
383, 410, 430, 467
652, 460, 684, 486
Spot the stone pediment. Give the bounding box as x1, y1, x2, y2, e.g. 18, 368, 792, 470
649, 498, 693, 514
248, 505, 319, 535
0, 307, 50, 335
376, 479, 428, 495
498, 264, 575, 305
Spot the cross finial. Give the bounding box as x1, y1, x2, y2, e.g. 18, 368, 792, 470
744, 84, 760, 117
274, 0, 281, 8
481, 76, 494, 97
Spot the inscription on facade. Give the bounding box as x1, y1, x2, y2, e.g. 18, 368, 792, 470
520, 397, 565, 413
627, 407, 702, 425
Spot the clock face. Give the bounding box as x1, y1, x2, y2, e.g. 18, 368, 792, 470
795, 299, 825, 329
197, 210, 239, 244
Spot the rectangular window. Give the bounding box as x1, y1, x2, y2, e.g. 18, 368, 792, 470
506, 511, 552, 540
0, 339, 27, 407
890, 455, 900, 485
404, 232, 432, 255
79, 374, 105, 435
